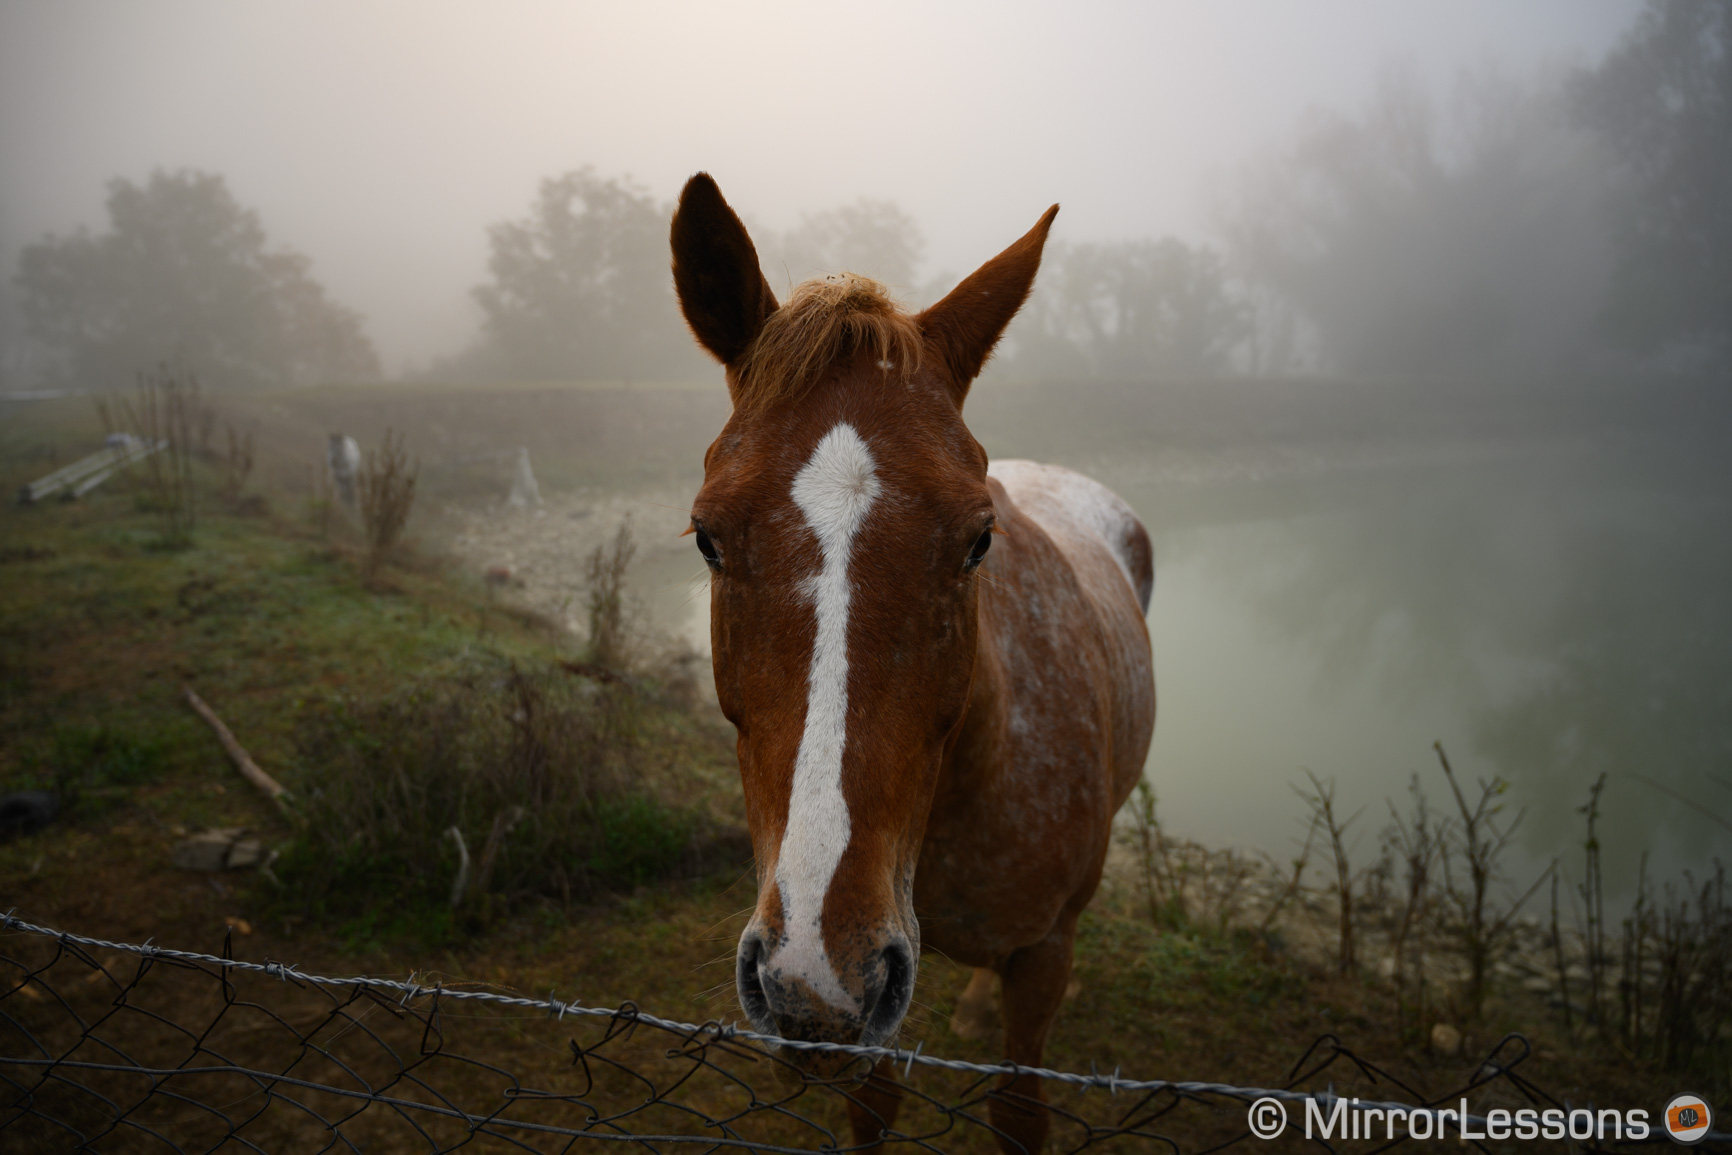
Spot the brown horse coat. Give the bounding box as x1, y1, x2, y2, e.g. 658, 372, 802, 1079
670, 173, 1155, 1153
918, 459, 1154, 965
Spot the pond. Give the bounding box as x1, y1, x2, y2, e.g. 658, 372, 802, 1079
1101, 430, 1732, 904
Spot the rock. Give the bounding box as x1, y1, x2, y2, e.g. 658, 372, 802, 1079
173, 830, 237, 872
1430, 1022, 1463, 1056
171, 827, 263, 872
506, 446, 541, 508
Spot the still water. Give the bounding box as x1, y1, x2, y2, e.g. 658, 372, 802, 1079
1107, 433, 1732, 901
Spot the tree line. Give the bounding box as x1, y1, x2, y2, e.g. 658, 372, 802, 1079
1218, 0, 1730, 378
10, 0, 1727, 389
15, 170, 379, 391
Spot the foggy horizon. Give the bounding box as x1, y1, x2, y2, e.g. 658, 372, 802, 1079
0, 0, 1643, 375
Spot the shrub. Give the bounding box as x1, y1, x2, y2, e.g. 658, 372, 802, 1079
282, 656, 716, 923
584, 517, 637, 669
357, 428, 417, 580
97, 365, 202, 547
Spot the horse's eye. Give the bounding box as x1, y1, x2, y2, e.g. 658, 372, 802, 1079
964, 529, 993, 572
695, 527, 721, 572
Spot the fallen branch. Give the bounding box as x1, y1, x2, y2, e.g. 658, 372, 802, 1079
184, 686, 292, 811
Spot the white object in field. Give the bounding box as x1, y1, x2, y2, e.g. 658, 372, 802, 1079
18, 433, 164, 503
506, 446, 541, 507
327, 434, 361, 509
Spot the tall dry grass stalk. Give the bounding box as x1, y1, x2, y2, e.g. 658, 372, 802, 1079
1382, 773, 1446, 1035
357, 428, 418, 580
1577, 771, 1609, 1024
220, 421, 255, 502
1435, 741, 1549, 1020
1541, 774, 1732, 1082
97, 365, 202, 546
584, 517, 638, 669
1296, 770, 1366, 974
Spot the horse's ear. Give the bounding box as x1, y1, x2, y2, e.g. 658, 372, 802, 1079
918, 204, 1058, 403
671, 173, 779, 368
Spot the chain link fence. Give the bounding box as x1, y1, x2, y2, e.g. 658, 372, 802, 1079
0, 914, 1706, 1152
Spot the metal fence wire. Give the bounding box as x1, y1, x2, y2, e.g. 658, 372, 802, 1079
0, 913, 1690, 1153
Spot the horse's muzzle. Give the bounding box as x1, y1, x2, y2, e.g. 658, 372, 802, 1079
736, 929, 915, 1055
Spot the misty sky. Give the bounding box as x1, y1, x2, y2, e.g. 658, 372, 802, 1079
1, 0, 1642, 373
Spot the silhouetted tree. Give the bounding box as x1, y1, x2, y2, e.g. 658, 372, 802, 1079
762, 199, 925, 292
1575, 0, 1732, 364
1009, 238, 1250, 379
15, 169, 379, 390
1220, 67, 1617, 378
473, 168, 703, 382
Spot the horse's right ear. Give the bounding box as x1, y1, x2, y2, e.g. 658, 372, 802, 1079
918, 204, 1058, 404
671, 174, 778, 366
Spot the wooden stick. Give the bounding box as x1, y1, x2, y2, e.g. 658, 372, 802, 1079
184, 686, 292, 808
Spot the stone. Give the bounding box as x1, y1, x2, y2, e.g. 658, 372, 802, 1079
1430, 1022, 1463, 1056
506, 447, 542, 508
171, 827, 261, 872
172, 831, 235, 872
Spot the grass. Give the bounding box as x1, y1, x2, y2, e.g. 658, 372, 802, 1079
0, 407, 739, 955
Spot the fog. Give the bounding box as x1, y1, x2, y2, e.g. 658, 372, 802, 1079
0, 0, 1642, 375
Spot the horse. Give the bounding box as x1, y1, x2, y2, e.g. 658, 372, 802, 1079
670, 174, 1156, 1154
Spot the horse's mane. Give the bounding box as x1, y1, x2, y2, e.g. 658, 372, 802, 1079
733, 273, 924, 413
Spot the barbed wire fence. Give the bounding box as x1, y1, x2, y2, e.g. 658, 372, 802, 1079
0, 913, 1710, 1153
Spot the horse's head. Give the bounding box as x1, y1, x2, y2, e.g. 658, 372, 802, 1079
671, 174, 1055, 1052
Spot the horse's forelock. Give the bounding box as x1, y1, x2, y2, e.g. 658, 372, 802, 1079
732, 274, 924, 414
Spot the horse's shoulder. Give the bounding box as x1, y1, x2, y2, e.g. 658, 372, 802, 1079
986, 459, 1153, 614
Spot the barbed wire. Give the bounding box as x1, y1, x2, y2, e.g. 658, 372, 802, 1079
0, 912, 1705, 1152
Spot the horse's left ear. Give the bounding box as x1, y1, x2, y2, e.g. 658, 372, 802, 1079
671, 173, 779, 366
918, 204, 1058, 403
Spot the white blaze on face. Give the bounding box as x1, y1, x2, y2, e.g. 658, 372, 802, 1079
775, 421, 880, 1009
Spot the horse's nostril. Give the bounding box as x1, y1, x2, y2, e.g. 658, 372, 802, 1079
736, 932, 772, 1028
861, 938, 915, 1045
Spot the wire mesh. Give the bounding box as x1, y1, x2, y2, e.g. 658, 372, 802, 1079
0, 914, 1691, 1152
